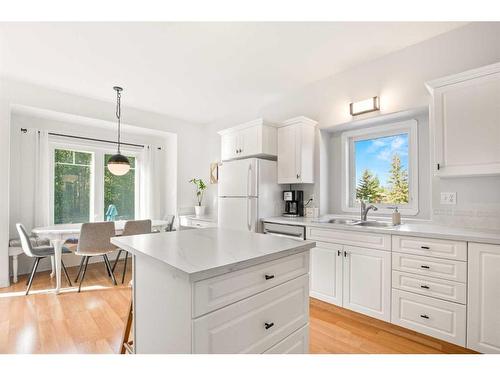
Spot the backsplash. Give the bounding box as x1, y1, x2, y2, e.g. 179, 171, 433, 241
433, 206, 500, 231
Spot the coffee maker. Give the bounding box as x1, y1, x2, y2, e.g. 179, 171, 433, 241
282, 190, 304, 217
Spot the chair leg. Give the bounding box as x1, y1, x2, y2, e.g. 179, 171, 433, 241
121, 252, 128, 284
26, 258, 37, 285
26, 258, 41, 295
103, 254, 117, 285
61, 259, 72, 287
112, 250, 123, 273
78, 256, 90, 293
120, 298, 133, 354
74, 257, 85, 283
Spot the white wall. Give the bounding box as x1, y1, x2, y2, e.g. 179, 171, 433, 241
204, 22, 500, 230
0, 78, 208, 287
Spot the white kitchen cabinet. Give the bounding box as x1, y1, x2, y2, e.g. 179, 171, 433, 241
219, 118, 277, 161
342, 245, 391, 322
426, 62, 500, 177
310, 241, 343, 306
277, 116, 317, 184
467, 242, 500, 353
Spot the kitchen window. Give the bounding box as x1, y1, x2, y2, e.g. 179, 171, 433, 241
50, 141, 139, 224
341, 119, 418, 215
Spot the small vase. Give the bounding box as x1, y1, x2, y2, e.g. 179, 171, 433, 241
195, 206, 206, 217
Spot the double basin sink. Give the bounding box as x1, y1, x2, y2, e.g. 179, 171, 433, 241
314, 218, 398, 228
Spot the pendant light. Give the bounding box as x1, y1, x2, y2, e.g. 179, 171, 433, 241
107, 86, 131, 176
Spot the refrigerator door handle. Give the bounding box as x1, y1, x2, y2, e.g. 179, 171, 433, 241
247, 196, 252, 231
247, 162, 251, 197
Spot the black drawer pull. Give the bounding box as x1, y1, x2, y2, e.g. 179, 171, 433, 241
420, 285, 430, 289
264, 274, 275, 280
264, 322, 274, 330
420, 314, 430, 319
421, 246, 430, 250
420, 265, 430, 269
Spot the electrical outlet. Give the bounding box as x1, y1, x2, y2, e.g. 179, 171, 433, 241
440, 192, 457, 205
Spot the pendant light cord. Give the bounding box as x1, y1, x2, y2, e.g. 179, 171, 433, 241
115, 88, 122, 154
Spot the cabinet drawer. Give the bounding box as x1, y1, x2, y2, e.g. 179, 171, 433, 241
193, 252, 309, 317
392, 236, 466, 261
264, 324, 309, 354
392, 271, 466, 304
306, 227, 390, 251
392, 252, 466, 282
190, 219, 217, 228
391, 289, 466, 346
193, 274, 309, 353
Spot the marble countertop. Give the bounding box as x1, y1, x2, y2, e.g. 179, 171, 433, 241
262, 215, 500, 245
111, 227, 315, 281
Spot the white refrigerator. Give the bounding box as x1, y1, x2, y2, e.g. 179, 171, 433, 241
218, 158, 281, 232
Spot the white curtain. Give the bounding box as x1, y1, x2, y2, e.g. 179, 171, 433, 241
33, 130, 50, 227
139, 145, 161, 220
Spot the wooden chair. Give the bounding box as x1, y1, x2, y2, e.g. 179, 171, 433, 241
121, 281, 134, 354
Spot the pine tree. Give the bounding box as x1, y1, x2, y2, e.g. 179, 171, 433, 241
356, 169, 383, 203
387, 154, 409, 204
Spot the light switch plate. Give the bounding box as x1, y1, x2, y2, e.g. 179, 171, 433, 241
440, 192, 457, 205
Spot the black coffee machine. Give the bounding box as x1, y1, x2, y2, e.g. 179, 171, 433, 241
282, 190, 304, 217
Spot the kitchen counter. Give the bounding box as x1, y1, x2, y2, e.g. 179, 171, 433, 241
111, 227, 314, 281
111, 227, 314, 354
262, 215, 500, 245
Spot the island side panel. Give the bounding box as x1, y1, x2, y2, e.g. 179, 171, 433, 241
134, 254, 193, 353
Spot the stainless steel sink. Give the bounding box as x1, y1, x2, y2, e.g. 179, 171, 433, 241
326, 219, 360, 225
353, 221, 397, 228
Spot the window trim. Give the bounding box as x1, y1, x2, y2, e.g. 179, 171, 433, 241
49, 137, 141, 224
340, 119, 419, 216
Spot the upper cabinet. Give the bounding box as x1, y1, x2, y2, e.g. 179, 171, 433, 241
277, 116, 317, 184
426, 62, 500, 177
219, 119, 278, 161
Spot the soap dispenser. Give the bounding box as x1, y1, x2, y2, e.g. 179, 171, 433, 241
390, 206, 401, 225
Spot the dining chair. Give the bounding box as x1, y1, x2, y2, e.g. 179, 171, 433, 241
74, 222, 118, 292
16, 223, 72, 295
112, 219, 152, 284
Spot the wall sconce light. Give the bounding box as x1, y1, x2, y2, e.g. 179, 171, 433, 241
349, 96, 380, 116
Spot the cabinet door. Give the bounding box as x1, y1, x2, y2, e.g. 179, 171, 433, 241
240, 125, 261, 157
221, 133, 239, 160
310, 241, 342, 306
343, 246, 391, 322
432, 69, 500, 176
277, 125, 298, 184
467, 242, 500, 353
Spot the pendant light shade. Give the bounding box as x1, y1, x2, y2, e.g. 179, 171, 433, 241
108, 86, 130, 176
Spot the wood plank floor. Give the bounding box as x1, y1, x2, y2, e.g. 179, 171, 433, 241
0, 264, 476, 354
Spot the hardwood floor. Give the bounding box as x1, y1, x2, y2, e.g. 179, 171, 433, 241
0, 265, 476, 354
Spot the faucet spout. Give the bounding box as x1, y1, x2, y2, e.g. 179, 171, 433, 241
360, 201, 378, 221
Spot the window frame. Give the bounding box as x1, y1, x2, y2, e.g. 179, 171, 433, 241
340, 119, 419, 216
49, 137, 141, 224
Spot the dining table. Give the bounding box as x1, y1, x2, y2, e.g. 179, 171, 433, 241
31, 220, 170, 294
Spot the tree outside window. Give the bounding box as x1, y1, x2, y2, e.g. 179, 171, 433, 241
104, 154, 136, 221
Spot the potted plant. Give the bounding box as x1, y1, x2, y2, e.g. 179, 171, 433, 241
189, 178, 207, 217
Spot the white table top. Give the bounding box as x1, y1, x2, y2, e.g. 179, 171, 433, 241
32, 220, 170, 235
111, 227, 315, 281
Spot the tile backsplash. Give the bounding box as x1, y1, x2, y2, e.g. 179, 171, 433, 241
433, 207, 500, 231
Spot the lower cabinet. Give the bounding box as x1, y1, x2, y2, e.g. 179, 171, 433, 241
310, 241, 343, 306
343, 246, 392, 322
264, 324, 309, 354
310, 242, 391, 322
467, 242, 500, 353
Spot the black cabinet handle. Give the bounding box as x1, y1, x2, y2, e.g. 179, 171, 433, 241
264, 322, 274, 330
337, 250, 341, 256
420, 285, 430, 289
421, 246, 430, 250
344, 251, 347, 257
264, 274, 275, 280
420, 265, 430, 269
420, 314, 430, 319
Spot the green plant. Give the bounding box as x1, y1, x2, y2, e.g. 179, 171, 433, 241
189, 178, 207, 206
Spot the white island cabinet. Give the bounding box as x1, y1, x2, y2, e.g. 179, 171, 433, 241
111, 227, 314, 354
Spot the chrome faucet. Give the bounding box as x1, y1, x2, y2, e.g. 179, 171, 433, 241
360, 200, 378, 221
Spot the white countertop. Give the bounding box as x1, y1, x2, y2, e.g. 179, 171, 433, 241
263, 216, 500, 245
111, 227, 315, 281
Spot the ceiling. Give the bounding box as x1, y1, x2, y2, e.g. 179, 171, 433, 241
0, 22, 465, 124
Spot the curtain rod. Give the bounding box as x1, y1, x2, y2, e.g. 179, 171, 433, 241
20, 128, 163, 150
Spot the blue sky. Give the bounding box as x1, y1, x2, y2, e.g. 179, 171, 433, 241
355, 133, 408, 187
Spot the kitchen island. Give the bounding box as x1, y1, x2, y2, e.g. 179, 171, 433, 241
111, 227, 315, 354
